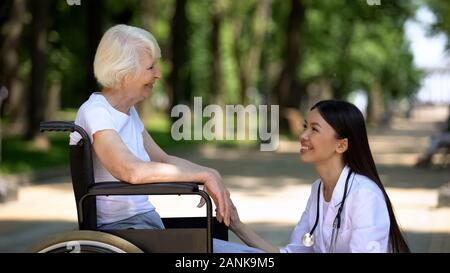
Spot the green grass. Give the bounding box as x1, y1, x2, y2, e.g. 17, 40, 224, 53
1, 109, 78, 174
1, 133, 69, 174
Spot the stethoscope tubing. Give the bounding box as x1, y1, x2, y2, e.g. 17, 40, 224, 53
304, 170, 353, 250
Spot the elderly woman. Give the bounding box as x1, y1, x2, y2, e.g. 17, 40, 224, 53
69, 25, 249, 251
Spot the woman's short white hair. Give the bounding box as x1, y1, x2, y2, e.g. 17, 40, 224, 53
94, 24, 161, 88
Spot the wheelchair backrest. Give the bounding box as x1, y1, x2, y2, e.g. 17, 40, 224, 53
39, 121, 98, 230
70, 139, 98, 230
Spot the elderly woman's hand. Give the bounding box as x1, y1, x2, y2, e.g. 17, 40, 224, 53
229, 199, 243, 232
196, 170, 233, 226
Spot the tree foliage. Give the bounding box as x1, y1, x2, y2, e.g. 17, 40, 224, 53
0, 0, 438, 138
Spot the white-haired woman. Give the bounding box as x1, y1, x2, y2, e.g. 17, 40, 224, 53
69, 25, 259, 252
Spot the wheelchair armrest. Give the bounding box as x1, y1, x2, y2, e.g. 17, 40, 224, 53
87, 181, 200, 196
78, 181, 214, 251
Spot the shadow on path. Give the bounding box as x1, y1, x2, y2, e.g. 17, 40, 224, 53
0, 220, 77, 253
229, 222, 450, 253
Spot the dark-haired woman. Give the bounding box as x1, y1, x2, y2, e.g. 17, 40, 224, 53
229, 100, 410, 253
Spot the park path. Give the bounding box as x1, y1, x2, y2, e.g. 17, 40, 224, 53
0, 105, 449, 252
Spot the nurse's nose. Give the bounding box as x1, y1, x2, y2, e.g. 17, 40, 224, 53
300, 129, 308, 142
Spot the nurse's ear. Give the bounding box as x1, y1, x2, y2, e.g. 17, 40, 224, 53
336, 138, 348, 154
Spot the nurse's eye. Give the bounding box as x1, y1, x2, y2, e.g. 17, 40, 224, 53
312, 127, 319, 132
303, 124, 307, 130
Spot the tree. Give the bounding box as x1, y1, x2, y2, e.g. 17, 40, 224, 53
85, 0, 104, 101
427, 0, 450, 49
210, 0, 224, 105
0, 0, 27, 134
169, 0, 191, 113
230, 0, 272, 105
27, 0, 50, 140
300, 0, 421, 126
272, 0, 305, 131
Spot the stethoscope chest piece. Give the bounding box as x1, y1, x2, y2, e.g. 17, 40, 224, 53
301, 170, 353, 250
302, 232, 315, 247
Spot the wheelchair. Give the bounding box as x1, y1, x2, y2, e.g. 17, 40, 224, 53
29, 121, 228, 253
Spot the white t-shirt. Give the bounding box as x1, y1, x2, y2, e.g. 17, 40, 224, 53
69, 92, 155, 225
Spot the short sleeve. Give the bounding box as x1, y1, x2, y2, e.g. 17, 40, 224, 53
131, 106, 144, 133
70, 105, 116, 144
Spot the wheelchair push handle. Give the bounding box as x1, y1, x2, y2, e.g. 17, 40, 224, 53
40, 121, 91, 143
40, 121, 75, 132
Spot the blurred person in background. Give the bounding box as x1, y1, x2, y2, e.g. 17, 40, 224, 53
415, 105, 450, 168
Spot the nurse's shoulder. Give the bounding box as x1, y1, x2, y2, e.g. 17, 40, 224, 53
346, 173, 390, 226
348, 173, 387, 206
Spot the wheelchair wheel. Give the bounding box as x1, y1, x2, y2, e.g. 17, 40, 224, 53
28, 230, 143, 253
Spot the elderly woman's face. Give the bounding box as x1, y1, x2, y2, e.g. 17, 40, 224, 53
123, 51, 161, 101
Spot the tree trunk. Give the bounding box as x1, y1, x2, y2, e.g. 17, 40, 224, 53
26, 0, 49, 140
306, 77, 333, 107
169, 0, 190, 114
0, 0, 26, 135
210, 0, 224, 105
86, 0, 103, 101
366, 80, 385, 127
232, 0, 272, 105
45, 80, 61, 120
273, 0, 305, 132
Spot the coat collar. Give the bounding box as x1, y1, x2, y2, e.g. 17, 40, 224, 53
318, 165, 354, 252
329, 165, 353, 208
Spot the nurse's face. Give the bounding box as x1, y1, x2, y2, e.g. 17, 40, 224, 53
299, 109, 347, 164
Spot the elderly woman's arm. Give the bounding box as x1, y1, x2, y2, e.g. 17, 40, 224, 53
92, 129, 232, 225
229, 202, 280, 253
142, 130, 220, 176
141, 130, 230, 223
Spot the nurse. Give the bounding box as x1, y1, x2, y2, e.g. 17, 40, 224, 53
229, 100, 410, 253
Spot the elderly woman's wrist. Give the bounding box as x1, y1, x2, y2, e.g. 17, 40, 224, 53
230, 220, 244, 232
201, 171, 216, 185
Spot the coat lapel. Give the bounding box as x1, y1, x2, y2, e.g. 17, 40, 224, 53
319, 166, 352, 252
316, 183, 327, 253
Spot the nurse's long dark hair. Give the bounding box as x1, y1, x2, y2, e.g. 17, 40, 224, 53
311, 100, 410, 253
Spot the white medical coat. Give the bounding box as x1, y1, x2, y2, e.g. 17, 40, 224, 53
280, 166, 390, 253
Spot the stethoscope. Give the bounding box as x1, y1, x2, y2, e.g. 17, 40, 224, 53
302, 170, 353, 252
